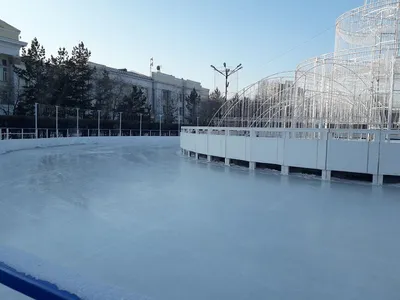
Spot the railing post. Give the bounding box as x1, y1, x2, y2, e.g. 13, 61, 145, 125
129, 130, 132, 136
98, 110, 101, 137
76, 108, 79, 137
119, 112, 122, 136
35, 103, 38, 139
159, 114, 162, 136
109, 129, 111, 136
139, 113, 142, 137
67, 129, 69, 137
21, 128, 24, 140
46, 129, 49, 139
56, 105, 59, 138
6, 128, 9, 140
178, 115, 180, 136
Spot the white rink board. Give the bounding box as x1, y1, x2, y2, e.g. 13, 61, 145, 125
181, 127, 400, 178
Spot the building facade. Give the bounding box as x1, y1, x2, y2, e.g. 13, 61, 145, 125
0, 18, 210, 121
0, 20, 27, 115
91, 62, 209, 122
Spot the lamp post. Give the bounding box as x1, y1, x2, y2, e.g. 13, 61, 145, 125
211, 62, 243, 101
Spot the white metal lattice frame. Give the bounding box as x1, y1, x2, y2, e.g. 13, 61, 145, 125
210, 0, 400, 130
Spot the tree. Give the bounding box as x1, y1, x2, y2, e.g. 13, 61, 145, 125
0, 82, 15, 115
198, 87, 224, 125
117, 85, 151, 122
110, 75, 130, 120
47, 47, 73, 106
198, 95, 223, 126
163, 95, 178, 124
185, 88, 200, 125
14, 38, 49, 115
94, 69, 114, 114
69, 42, 94, 109
210, 87, 223, 102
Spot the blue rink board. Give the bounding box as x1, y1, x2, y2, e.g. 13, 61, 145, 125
0, 261, 80, 300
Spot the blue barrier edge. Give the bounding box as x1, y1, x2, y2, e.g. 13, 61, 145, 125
0, 261, 80, 300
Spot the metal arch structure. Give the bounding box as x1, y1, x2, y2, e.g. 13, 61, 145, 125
210, 0, 400, 129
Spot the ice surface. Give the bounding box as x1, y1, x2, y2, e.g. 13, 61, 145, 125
1, 137, 400, 300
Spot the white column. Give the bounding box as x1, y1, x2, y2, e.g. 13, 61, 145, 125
207, 155, 211, 162
281, 166, 289, 175
373, 174, 383, 186
249, 162, 256, 170
321, 170, 331, 181
225, 158, 230, 166
195, 153, 199, 160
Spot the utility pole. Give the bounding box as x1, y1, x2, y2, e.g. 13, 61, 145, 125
211, 63, 243, 101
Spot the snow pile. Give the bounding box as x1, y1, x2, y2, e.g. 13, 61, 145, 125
0, 136, 178, 155
0, 245, 150, 300
0, 137, 96, 154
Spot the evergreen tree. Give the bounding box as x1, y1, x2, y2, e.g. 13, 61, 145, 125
117, 85, 151, 122
185, 88, 200, 125
209, 87, 223, 102
69, 42, 94, 109
199, 88, 223, 126
14, 38, 49, 115
0, 81, 15, 115
47, 47, 73, 106
163, 96, 177, 124
94, 69, 114, 117
110, 75, 130, 120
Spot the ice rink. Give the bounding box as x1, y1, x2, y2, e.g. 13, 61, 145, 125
1, 137, 400, 300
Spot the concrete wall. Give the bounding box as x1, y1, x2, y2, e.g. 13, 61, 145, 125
180, 127, 400, 177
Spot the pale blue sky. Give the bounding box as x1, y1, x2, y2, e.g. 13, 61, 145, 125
3, 0, 362, 94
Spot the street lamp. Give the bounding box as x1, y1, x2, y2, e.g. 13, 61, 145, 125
211, 63, 243, 101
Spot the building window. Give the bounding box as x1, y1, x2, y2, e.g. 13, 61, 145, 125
1, 59, 8, 82
162, 90, 171, 102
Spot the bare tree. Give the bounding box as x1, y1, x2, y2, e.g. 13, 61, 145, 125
163, 94, 178, 124
0, 79, 21, 116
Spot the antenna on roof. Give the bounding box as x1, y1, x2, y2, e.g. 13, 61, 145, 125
150, 57, 153, 76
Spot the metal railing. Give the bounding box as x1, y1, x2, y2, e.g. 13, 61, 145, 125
0, 128, 179, 140
181, 126, 400, 142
